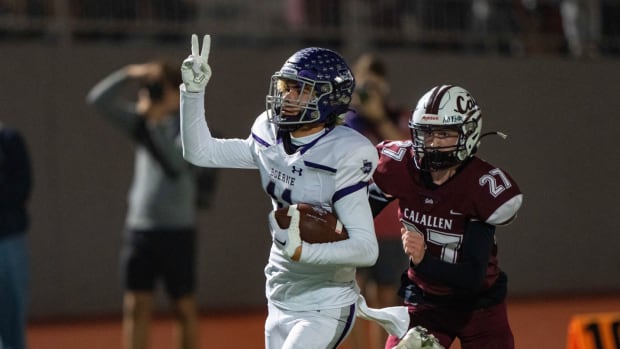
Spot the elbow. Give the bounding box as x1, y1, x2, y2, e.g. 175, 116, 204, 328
183, 154, 203, 167
457, 267, 487, 293
182, 148, 216, 168
181, 149, 194, 163
181, 146, 201, 165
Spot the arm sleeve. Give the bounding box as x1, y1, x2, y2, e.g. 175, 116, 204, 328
298, 188, 379, 267
413, 220, 495, 293
85, 68, 140, 133
180, 85, 257, 169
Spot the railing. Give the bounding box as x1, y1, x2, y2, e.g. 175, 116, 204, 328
0, 0, 617, 58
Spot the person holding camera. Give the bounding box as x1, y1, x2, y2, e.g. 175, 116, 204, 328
86, 61, 205, 349
0, 124, 32, 349
344, 53, 411, 349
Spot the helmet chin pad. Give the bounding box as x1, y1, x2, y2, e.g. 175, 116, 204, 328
277, 121, 304, 132
420, 150, 460, 171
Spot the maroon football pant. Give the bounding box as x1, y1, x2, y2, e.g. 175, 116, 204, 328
385, 301, 514, 349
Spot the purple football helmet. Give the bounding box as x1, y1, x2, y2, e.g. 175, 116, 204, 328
266, 47, 355, 130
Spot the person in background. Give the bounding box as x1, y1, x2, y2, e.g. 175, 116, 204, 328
86, 60, 216, 349
0, 123, 32, 349
344, 53, 411, 349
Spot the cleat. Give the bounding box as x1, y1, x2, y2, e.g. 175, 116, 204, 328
393, 326, 444, 349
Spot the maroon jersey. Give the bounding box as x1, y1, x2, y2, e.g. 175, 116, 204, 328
374, 140, 522, 297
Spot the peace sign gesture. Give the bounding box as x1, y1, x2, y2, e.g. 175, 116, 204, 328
181, 34, 212, 93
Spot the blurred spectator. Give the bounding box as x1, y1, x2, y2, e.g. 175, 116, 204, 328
600, 0, 619, 54
70, 0, 137, 20
0, 0, 50, 16
0, 124, 32, 349
519, 0, 567, 54
345, 53, 409, 144
560, 0, 601, 57
344, 53, 410, 349
86, 60, 217, 349
71, 0, 195, 21
470, 0, 525, 54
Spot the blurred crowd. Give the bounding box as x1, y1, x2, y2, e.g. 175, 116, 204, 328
0, 0, 617, 57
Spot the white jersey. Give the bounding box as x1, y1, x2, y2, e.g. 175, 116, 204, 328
180, 87, 379, 311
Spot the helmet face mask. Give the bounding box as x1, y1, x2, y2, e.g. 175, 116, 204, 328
410, 85, 483, 171
266, 47, 354, 132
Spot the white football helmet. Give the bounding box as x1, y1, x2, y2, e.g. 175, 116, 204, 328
409, 85, 483, 170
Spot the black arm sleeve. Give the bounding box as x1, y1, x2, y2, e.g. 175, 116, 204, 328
413, 220, 495, 293
368, 182, 395, 217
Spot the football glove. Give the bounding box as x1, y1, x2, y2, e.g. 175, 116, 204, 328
268, 206, 302, 260
393, 326, 444, 349
181, 34, 212, 93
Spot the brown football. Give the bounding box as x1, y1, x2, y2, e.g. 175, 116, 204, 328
274, 203, 349, 243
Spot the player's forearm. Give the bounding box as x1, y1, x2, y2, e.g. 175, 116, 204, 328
299, 191, 378, 266
414, 221, 495, 292
180, 86, 211, 165
299, 231, 377, 266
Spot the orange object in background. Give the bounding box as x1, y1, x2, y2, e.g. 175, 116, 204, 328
567, 312, 620, 349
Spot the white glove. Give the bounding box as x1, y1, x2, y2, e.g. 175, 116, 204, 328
268, 205, 302, 259
181, 34, 212, 93
393, 326, 444, 349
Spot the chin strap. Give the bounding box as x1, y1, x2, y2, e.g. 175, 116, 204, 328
278, 131, 298, 155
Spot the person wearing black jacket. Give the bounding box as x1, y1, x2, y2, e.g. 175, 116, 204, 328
0, 124, 32, 349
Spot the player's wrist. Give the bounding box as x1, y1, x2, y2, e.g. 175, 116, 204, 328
410, 255, 422, 267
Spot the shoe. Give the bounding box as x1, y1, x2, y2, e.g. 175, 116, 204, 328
392, 326, 444, 349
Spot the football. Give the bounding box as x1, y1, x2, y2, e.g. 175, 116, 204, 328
274, 203, 349, 243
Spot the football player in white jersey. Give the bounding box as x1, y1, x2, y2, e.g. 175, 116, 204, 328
178, 34, 444, 349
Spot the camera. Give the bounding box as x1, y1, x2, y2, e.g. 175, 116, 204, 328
142, 81, 164, 102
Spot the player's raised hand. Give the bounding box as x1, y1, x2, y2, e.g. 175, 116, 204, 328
181, 34, 212, 93
269, 207, 302, 261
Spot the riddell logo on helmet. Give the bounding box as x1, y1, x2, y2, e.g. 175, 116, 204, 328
421, 115, 439, 121
281, 68, 298, 75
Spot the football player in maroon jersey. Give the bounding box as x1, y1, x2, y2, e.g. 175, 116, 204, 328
371, 85, 523, 349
